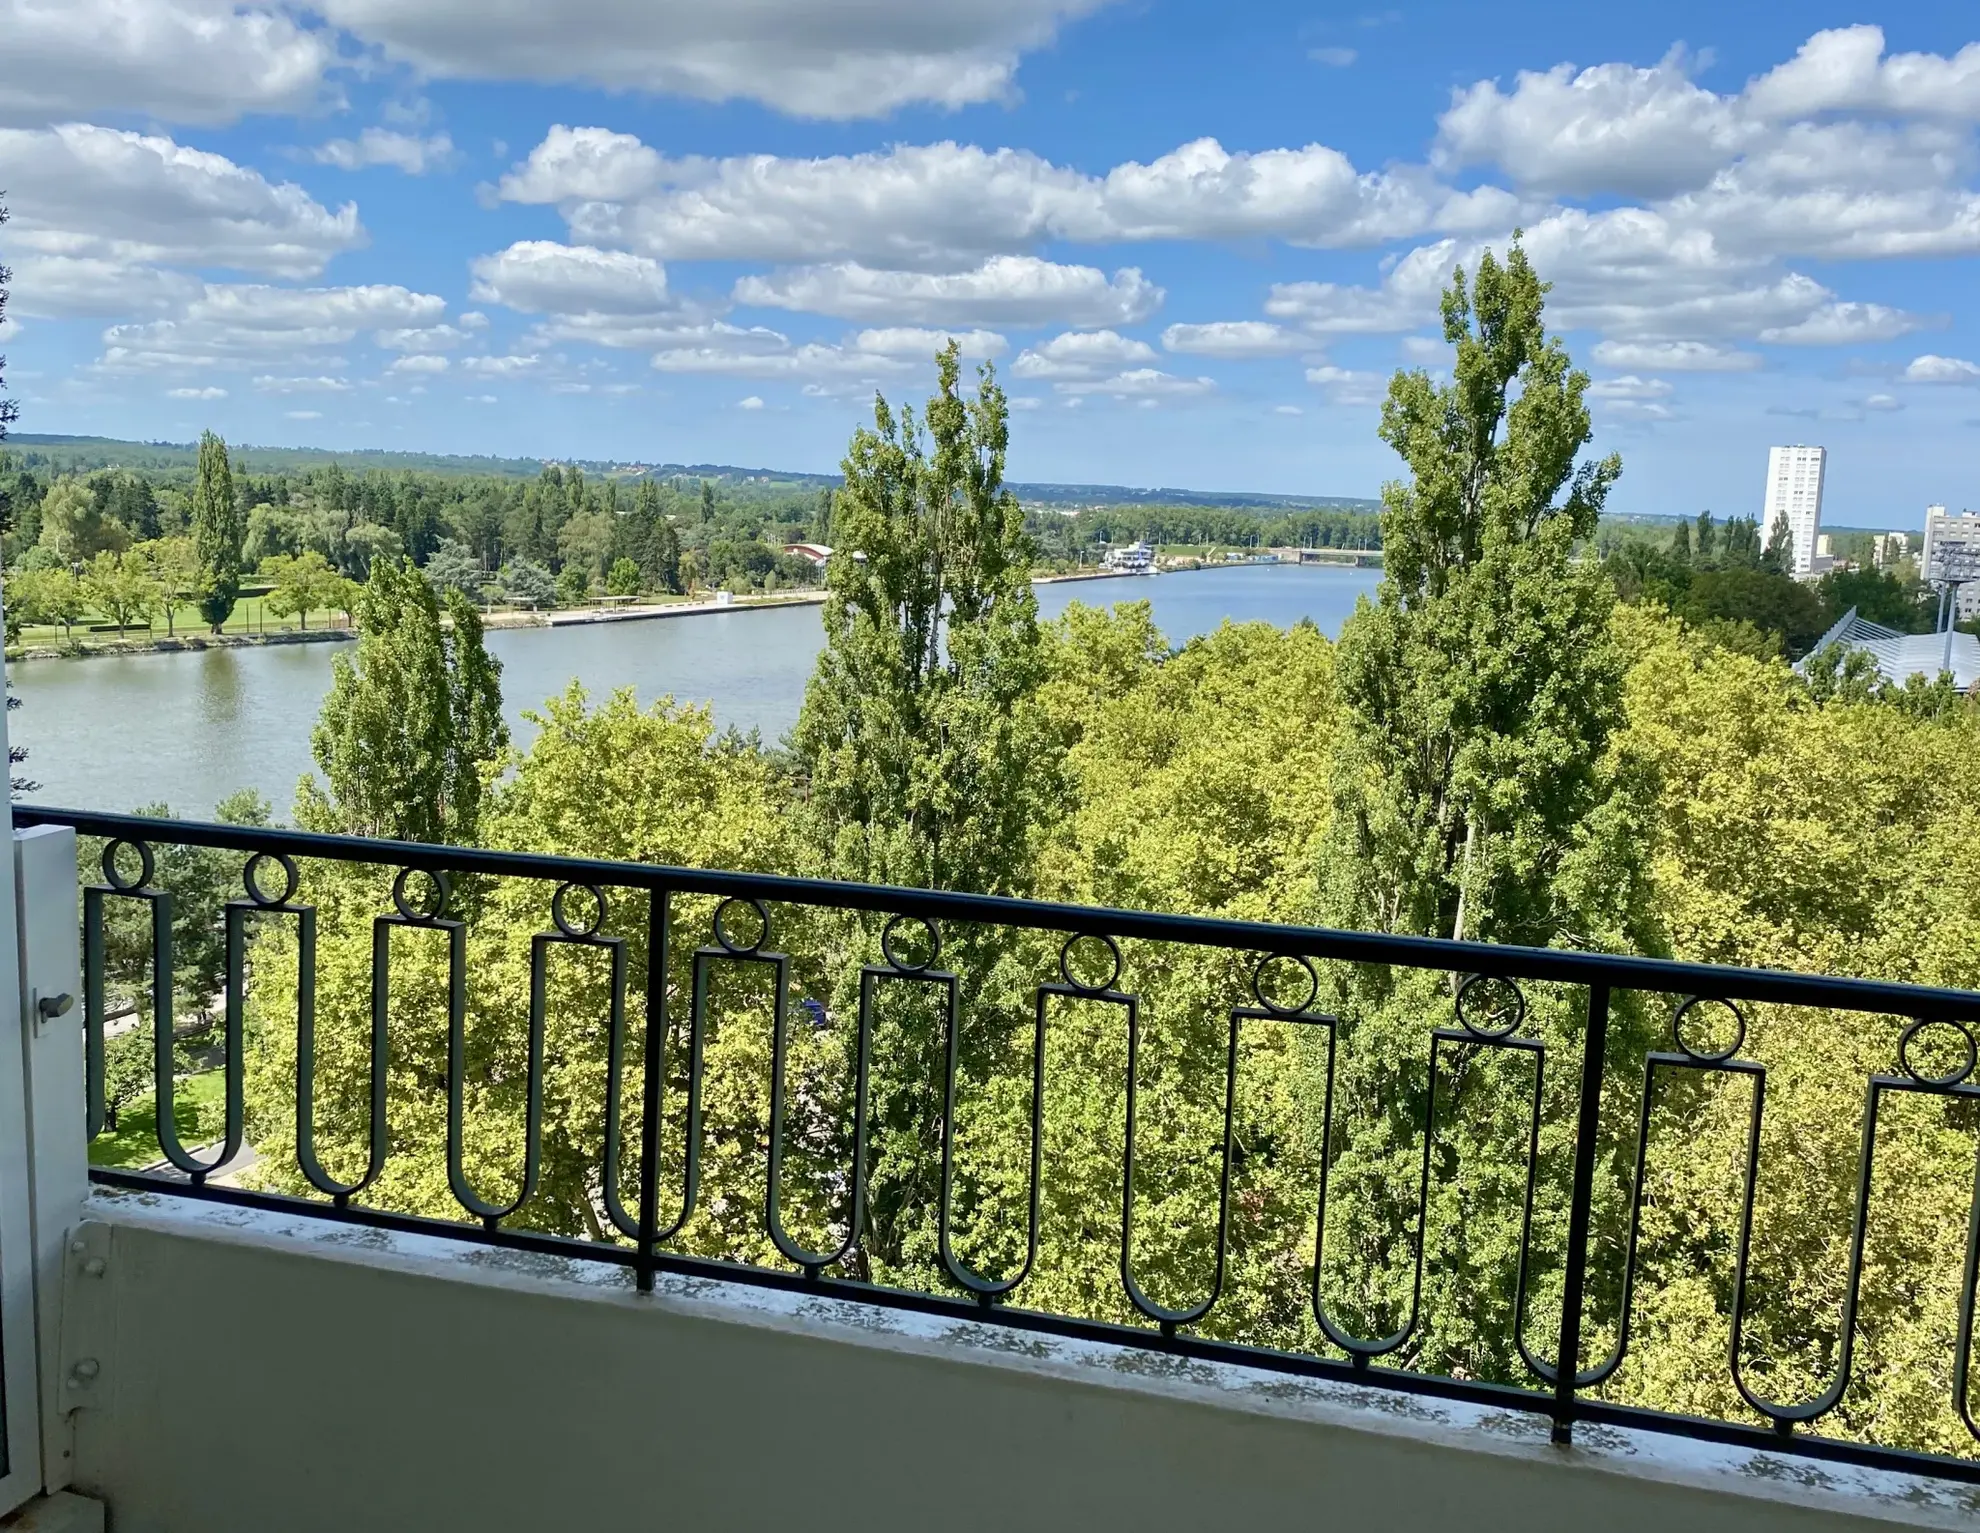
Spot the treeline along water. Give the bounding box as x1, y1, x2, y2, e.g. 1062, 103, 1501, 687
10, 565, 1380, 815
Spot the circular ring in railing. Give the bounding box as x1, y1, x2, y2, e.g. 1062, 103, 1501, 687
1252, 953, 1318, 1017
1059, 933, 1122, 995
881, 913, 939, 973
243, 851, 299, 909
714, 897, 769, 955
1455, 973, 1526, 1040
552, 881, 608, 939
102, 838, 155, 893
1672, 997, 1746, 1064
392, 867, 451, 924
1898, 1019, 1977, 1090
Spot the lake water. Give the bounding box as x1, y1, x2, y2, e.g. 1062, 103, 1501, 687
9, 564, 1381, 816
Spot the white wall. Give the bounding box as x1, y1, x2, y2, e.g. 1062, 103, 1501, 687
68, 1193, 1979, 1533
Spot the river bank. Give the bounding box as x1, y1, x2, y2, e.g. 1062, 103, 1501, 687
6, 572, 1128, 663
5, 560, 1371, 666
6, 627, 355, 663
4, 590, 828, 662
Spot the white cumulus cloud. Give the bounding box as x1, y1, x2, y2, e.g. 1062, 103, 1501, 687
1903, 354, 1980, 383
1162, 321, 1306, 357
0, 124, 362, 318
312, 0, 1118, 119
848, 327, 1007, 359
500, 130, 1517, 267
735, 257, 1163, 328
1744, 25, 1980, 121
1587, 375, 1673, 401
461, 354, 542, 376
100, 283, 444, 371
1437, 50, 1753, 199
0, 0, 336, 125
311, 130, 458, 176
1012, 330, 1157, 380
1052, 367, 1214, 400
253, 374, 352, 393
470, 240, 676, 316
1591, 339, 1762, 372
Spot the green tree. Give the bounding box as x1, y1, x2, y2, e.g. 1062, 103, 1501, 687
630, 479, 682, 591
1681, 566, 1827, 656
1324, 240, 1637, 948
499, 558, 553, 609
1317, 241, 1655, 1385
555, 563, 589, 607
1669, 517, 1691, 562
82, 550, 162, 632
422, 538, 483, 602
37, 476, 131, 563
606, 556, 641, 597
1764, 511, 1795, 575
136, 536, 199, 637
556, 509, 612, 583
795, 342, 1056, 894
1816, 565, 1931, 632
262, 550, 338, 630
296, 556, 507, 845
341, 521, 402, 579
1694, 509, 1716, 559
243, 501, 307, 568
792, 344, 1060, 1288
190, 431, 244, 632
245, 688, 797, 1252
12, 565, 85, 637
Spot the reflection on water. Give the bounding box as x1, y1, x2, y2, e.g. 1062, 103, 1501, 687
10, 564, 1380, 816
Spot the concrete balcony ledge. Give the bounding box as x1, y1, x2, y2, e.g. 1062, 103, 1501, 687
72, 1187, 1980, 1533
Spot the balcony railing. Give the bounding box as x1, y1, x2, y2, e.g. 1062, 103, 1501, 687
18, 804, 1980, 1486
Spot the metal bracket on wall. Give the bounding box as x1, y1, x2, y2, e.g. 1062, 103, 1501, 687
54, 1227, 112, 1417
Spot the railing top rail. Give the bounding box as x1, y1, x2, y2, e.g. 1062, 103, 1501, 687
20, 804, 1980, 1020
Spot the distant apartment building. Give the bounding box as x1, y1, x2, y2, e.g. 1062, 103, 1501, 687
1762, 445, 1827, 579
1924, 505, 1980, 621
1870, 531, 1911, 568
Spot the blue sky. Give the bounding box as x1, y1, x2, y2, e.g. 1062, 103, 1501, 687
2, 1, 1978, 527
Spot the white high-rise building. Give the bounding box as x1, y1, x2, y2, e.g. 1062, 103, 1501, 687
1762, 445, 1827, 578
1924, 504, 1980, 621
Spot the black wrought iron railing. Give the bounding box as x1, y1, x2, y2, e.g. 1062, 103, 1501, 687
19, 805, 1980, 1483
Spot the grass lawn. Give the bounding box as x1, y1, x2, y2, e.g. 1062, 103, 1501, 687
16, 593, 352, 648
89, 1069, 227, 1169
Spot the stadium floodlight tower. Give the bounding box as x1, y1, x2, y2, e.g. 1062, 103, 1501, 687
1931, 540, 1980, 677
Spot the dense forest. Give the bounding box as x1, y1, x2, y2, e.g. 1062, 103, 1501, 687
79, 250, 1980, 1468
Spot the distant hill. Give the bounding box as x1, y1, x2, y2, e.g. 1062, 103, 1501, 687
2, 434, 1378, 510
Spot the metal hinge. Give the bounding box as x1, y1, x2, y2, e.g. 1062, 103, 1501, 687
55, 1224, 113, 1415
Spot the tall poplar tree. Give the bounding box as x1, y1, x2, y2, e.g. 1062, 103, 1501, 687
794, 342, 1055, 895
1324, 241, 1636, 949
794, 344, 1059, 1284
297, 556, 507, 844
1317, 243, 1656, 1385
190, 430, 244, 632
